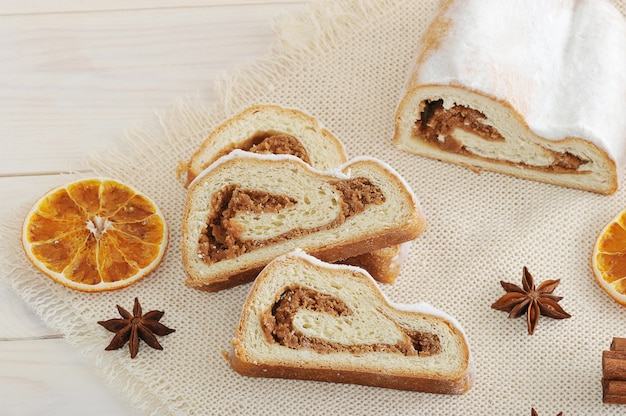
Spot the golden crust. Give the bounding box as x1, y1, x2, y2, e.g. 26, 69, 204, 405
229, 350, 474, 394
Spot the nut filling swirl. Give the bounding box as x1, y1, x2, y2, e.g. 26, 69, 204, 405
261, 286, 442, 356
212, 131, 312, 166
246, 133, 311, 165
197, 178, 386, 263
414, 99, 589, 173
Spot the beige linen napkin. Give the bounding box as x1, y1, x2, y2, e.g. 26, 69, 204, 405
2, 0, 626, 414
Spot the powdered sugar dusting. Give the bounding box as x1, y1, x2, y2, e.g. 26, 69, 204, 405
416, 0, 626, 164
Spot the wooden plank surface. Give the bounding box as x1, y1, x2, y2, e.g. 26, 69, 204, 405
1, 0, 304, 15
0, 1, 305, 414
0, 2, 305, 176
0, 339, 141, 415
0, 175, 67, 341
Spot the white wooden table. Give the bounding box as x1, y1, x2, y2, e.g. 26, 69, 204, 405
0, 1, 305, 414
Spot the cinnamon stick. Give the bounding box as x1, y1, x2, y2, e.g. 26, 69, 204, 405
603, 379, 626, 404
602, 350, 626, 380
611, 337, 626, 352
602, 338, 626, 403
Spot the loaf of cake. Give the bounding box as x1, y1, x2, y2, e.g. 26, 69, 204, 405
182, 150, 426, 292
228, 250, 474, 394
183, 104, 409, 284
394, 0, 626, 194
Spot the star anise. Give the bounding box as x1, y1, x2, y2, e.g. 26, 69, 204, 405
531, 408, 563, 416
491, 267, 571, 335
97, 297, 175, 358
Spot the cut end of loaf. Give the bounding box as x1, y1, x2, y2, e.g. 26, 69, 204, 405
229, 250, 474, 394
394, 86, 619, 195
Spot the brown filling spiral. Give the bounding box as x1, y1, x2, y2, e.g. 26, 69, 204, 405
414, 99, 588, 172
260, 285, 442, 356
197, 178, 385, 263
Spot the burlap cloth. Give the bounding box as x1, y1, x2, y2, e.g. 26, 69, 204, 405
2, 0, 626, 414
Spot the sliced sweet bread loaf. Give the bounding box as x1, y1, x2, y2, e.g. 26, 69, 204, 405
182, 151, 426, 292
228, 250, 474, 394
182, 104, 409, 284
394, 0, 626, 194
183, 104, 346, 187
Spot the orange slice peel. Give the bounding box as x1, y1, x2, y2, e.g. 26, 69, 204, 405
593, 209, 626, 306
21, 178, 168, 292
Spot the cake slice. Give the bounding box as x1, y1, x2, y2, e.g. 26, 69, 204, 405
183, 104, 346, 188
394, 0, 626, 194
182, 151, 426, 292
182, 104, 407, 284
228, 250, 474, 394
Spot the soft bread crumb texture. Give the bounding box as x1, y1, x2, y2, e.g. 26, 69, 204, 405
182, 153, 425, 291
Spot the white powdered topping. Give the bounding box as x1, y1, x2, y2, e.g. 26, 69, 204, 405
415, 0, 626, 164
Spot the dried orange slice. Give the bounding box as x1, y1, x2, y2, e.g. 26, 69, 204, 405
21, 178, 168, 292
592, 208, 626, 306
